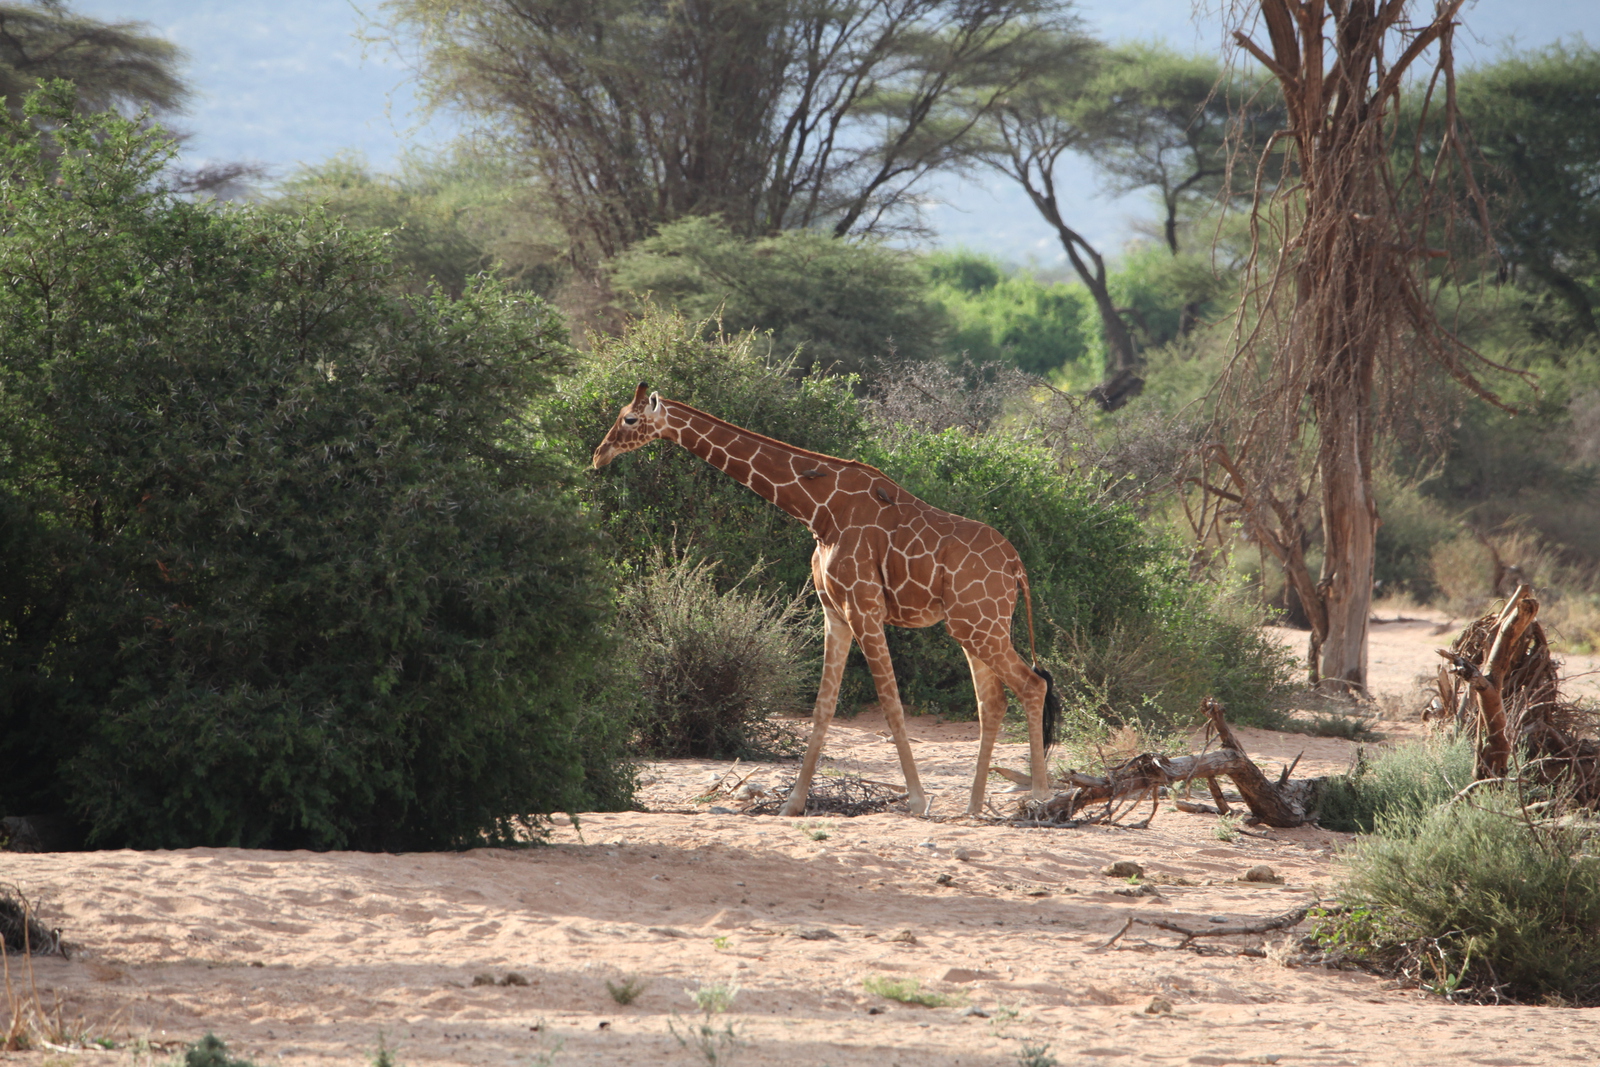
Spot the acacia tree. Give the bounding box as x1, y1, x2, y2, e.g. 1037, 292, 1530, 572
1079, 44, 1262, 256
970, 42, 1280, 406
966, 40, 1150, 408
1448, 44, 1600, 336
0, 1, 186, 118
1196, 0, 1518, 688
379, 0, 1079, 268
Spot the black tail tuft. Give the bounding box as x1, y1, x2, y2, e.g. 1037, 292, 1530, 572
1034, 665, 1060, 753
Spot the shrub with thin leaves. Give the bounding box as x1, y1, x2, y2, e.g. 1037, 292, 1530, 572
620, 555, 811, 759
1324, 787, 1600, 1004
1314, 737, 1475, 833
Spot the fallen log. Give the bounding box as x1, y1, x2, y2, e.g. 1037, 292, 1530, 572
1009, 698, 1325, 827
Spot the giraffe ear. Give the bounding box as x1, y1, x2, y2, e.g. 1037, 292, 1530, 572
648, 392, 661, 412
631, 381, 649, 406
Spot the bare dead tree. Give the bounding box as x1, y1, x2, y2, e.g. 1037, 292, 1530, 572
1194, 0, 1525, 689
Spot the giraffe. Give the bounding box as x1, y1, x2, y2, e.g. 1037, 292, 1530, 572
592, 382, 1061, 816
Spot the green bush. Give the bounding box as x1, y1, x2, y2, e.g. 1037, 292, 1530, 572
619, 554, 811, 759
1373, 474, 1462, 601
1325, 786, 1600, 1004
921, 251, 1095, 377
268, 144, 568, 299
1314, 737, 1475, 833
1047, 578, 1297, 733
1106, 244, 1231, 351
186, 1035, 259, 1067
538, 307, 873, 597
0, 88, 630, 849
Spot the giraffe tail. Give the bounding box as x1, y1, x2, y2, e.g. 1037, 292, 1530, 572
1036, 666, 1061, 753
1016, 566, 1060, 752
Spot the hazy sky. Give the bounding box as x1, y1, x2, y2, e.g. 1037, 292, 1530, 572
73, 1, 1600, 265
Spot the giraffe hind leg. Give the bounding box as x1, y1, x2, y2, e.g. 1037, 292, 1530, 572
963, 651, 1008, 816
984, 644, 1053, 802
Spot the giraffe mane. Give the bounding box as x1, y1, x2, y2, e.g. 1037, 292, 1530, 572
661, 397, 898, 485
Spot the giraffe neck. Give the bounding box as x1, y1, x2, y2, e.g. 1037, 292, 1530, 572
659, 401, 852, 539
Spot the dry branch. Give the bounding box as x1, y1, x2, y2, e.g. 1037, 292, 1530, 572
1013, 698, 1325, 828
1103, 903, 1314, 950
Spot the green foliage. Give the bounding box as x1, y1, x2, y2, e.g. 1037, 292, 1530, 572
539, 307, 872, 596
618, 554, 810, 759
606, 976, 646, 1005
1046, 578, 1297, 733
0, 2, 187, 120
861, 976, 964, 1008
382, 0, 1080, 262
610, 217, 942, 377
269, 143, 567, 298
0, 88, 630, 849
1108, 244, 1232, 351
1016, 1042, 1059, 1067
922, 251, 1094, 376
1325, 787, 1600, 1004
1373, 473, 1463, 601
185, 1035, 258, 1067
1314, 737, 1475, 834
1448, 44, 1600, 335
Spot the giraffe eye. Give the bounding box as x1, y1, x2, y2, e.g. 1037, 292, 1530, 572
623, 415, 638, 425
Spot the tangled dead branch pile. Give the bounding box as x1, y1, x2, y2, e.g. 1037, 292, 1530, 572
745, 774, 905, 818
1012, 698, 1327, 828
1434, 585, 1600, 804
0, 888, 64, 958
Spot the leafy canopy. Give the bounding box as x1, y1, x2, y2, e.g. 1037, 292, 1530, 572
609, 215, 942, 378
379, 0, 1084, 264
0, 1, 186, 120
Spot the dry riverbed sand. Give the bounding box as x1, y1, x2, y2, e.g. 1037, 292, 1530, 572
3, 613, 1598, 1066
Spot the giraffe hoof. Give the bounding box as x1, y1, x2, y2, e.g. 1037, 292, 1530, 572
907, 795, 931, 816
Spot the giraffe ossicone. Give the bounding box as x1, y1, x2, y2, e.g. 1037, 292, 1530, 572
593, 382, 1061, 817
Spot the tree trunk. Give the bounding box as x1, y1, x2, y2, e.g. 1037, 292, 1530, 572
1315, 430, 1378, 690
1022, 188, 1143, 410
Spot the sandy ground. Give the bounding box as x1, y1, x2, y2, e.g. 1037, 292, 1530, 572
3, 614, 1598, 1066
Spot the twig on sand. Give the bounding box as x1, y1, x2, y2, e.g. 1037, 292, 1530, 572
1100, 904, 1315, 950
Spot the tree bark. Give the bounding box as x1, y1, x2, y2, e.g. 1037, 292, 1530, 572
1315, 424, 1378, 689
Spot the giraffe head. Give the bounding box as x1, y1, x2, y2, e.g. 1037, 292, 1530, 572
592, 381, 668, 469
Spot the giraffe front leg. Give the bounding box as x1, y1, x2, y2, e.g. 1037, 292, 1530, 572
963, 652, 1008, 816
856, 622, 928, 815
780, 605, 851, 817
